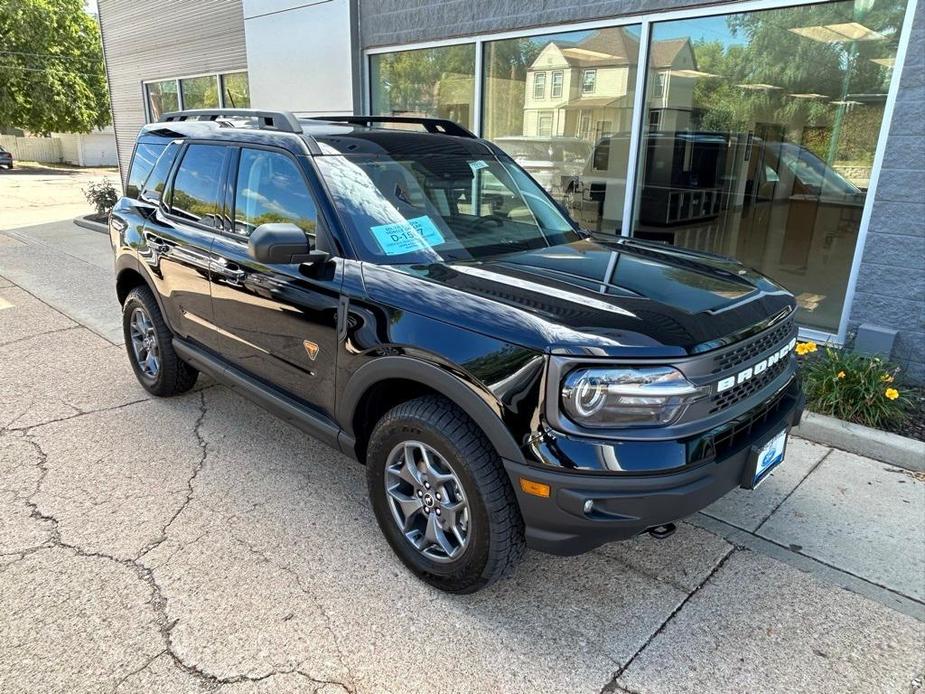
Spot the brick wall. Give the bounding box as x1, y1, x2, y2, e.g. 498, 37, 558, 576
848, 0, 925, 382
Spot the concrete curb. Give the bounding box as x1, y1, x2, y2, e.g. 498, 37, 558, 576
72, 215, 108, 234
794, 411, 925, 472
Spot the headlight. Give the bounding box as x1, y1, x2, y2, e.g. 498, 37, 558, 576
560, 366, 707, 428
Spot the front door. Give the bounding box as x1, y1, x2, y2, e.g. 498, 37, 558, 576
208, 146, 342, 419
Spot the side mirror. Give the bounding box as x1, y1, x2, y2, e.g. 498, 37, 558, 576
248, 223, 314, 264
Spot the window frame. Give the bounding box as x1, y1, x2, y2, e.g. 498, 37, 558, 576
227, 145, 322, 241
162, 141, 234, 233
550, 70, 564, 98
581, 69, 597, 95
533, 71, 547, 99
142, 70, 249, 122
363, 0, 918, 345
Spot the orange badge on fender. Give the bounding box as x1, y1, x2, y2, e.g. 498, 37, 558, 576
303, 340, 319, 361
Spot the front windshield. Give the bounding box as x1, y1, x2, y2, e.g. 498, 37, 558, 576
315, 151, 581, 264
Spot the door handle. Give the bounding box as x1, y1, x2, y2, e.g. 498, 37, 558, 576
210, 258, 246, 285
145, 234, 171, 255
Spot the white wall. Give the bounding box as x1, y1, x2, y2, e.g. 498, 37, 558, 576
243, 0, 355, 115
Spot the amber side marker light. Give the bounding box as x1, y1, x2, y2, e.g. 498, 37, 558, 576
519, 478, 551, 498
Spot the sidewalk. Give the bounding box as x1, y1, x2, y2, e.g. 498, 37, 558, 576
0, 221, 922, 693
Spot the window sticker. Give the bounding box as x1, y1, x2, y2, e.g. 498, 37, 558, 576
469, 160, 489, 172
370, 215, 445, 256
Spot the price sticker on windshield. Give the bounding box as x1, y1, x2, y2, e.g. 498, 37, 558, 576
370, 215, 445, 256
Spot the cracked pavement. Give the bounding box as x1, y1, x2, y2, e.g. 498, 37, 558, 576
0, 215, 923, 693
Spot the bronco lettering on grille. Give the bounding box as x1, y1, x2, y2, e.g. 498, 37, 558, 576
716, 338, 796, 394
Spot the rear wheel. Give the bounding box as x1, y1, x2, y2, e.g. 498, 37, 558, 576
366, 395, 525, 593
122, 286, 198, 396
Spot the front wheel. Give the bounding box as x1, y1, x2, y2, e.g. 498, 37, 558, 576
366, 396, 525, 593
122, 285, 198, 396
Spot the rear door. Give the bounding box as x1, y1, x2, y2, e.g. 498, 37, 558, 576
142, 142, 231, 345
208, 146, 342, 418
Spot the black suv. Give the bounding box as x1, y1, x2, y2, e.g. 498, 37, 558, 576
111, 109, 803, 593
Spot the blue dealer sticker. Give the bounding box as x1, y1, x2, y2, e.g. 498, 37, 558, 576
370, 216, 445, 256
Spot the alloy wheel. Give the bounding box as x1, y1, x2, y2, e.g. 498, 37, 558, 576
384, 440, 471, 563
129, 307, 160, 378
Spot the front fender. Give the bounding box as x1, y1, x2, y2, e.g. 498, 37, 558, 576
337, 355, 528, 465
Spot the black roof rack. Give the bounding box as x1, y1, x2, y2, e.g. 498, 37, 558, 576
307, 115, 476, 139
159, 109, 302, 134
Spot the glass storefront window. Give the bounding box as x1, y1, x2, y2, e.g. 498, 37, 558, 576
146, 80, 178, 120
221, 72, 250, 108
180, 75, 220, 110
483, 26, 641, 231
370, 44, 476, 130
631, 0, 908, 333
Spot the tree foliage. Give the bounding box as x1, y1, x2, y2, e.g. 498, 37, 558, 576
0, 0, 110, 134
686, 1, 902, 162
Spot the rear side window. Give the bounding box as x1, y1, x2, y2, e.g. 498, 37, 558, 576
169, 144, 229, 228
126, 142, 164, 198
232, 148, 317, 237
139, 142, 180, 204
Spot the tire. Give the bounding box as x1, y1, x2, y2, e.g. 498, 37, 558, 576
366, 395, 525, 593
122, 285, 198, 396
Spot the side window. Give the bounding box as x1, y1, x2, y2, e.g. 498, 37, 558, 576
139, 142, 180, 204
126, 143, 164, 198
169, 144, 229, 228
233, 148, 317, 238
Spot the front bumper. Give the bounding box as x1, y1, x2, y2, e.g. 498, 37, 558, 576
504, 383, 804, 556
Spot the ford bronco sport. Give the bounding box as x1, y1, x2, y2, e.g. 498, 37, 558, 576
111, 109, 803, 593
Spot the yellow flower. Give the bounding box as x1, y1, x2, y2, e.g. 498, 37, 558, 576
881, 374, 894, 383
837, 371, 846, 379
885, 388, 899, 400
795, 341, 818, 356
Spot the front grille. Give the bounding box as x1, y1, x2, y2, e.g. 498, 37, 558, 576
688, 382, 795, 466
711, 315, 795, 374
709, 354, 792, 414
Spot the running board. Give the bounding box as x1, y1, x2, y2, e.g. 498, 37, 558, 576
172, 337, 348, 456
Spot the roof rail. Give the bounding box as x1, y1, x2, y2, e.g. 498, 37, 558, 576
159, 109, 302, 134
307, 115, 476, 139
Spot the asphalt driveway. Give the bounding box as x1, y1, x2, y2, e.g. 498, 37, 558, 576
0, 217, 922, 693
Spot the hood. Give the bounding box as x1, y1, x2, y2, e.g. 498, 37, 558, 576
361, 237, 796, 358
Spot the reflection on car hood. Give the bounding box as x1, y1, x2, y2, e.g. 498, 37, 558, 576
361, 237, 796, 357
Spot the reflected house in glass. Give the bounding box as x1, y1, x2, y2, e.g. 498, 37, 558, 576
522, 31, 636, 140
521, 33, 698, 142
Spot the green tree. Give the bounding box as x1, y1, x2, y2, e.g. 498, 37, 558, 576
0, 0, 110, 134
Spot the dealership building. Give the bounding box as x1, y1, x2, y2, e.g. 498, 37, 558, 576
97, 0, 924, 379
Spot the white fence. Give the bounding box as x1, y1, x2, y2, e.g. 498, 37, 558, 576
0, 135, 63, 163
0, 130, 118, 167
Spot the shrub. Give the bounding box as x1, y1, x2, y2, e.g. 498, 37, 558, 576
83, 178, 119, 216
798, 341, 909, 430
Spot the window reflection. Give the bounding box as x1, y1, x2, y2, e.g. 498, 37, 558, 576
146, 80, 178, 120
370, 45, 476, 130
233, 149, 316, 237
180, 75, 220, 110
221, 72, 250, 108
170, 145, 228, 228
630, 0, 907, 332
483, 27, 642, 229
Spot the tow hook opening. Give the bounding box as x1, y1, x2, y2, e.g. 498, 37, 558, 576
647, 523, 677, 540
